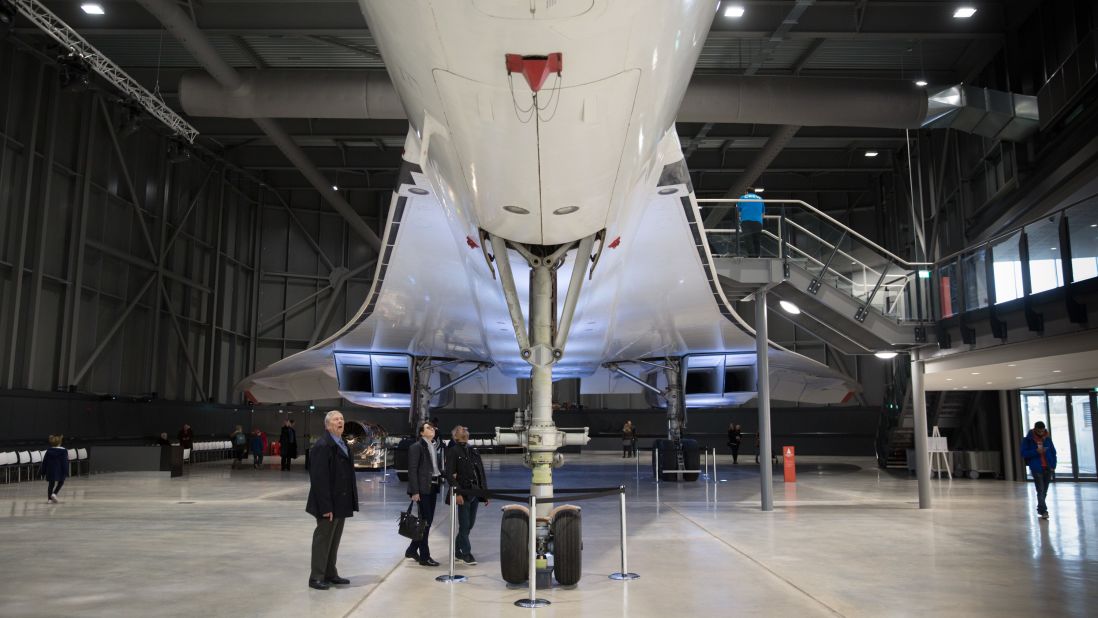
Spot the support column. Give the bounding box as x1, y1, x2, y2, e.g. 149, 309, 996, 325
911, 348, 931, 508
999, 389, 1014, 482
755, 290, 773, 511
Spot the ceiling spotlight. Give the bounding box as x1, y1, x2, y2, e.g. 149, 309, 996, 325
915, 80, 928, 87
953, 7, 977, 19
1016, 376, 1023, 379
753, 187, 765, 193
81, 3, 105, 15
864, 151, 879, 158
970, 372, 980, 375
724, 5, 745, 18
1007, 364, 1016, 367
874, 351, 898, 360
778, 300, 801, 315
1053, 370, 1062, 373
332, 185, 340, 191
985, 381, 993, 385
946, 378, 953, 381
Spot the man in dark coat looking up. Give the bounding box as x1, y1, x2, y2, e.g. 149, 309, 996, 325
305, 410, 358, 590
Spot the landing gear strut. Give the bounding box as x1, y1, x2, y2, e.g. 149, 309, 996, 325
486, 231, 600, 587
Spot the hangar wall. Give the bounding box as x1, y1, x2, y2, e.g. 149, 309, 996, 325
0, 39, 381, 405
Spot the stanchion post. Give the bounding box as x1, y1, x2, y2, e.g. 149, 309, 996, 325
654, 448, 660, 483
702, 449, 709, 480
435, 484, 466, 583
610, 485, 639, 580
515, 494, 549, 608
379, 447, 392, 483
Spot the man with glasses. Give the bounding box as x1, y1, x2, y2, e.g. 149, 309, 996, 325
1020, 421, 1058, 520
405, 422, 444, 566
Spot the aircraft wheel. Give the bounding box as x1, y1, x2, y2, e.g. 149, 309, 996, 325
551, 508, 582, 586
500, 507, 530, 584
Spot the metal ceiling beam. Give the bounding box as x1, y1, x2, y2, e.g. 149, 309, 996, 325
134, 0, 382, 254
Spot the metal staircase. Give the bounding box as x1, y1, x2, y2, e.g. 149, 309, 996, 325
704, 198, 933, 353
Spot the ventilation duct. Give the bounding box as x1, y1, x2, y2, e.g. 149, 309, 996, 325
922, 85, 1039, 142
178, 71, 1038, 140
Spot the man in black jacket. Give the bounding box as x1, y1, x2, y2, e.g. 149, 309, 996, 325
405, 422, 443, 567
305, 410, 358, 590
446, 425, 488, 565
279, 419, 298, 470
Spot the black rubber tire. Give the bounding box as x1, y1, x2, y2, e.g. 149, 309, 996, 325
681, 439, 700, 482
500, 509, 530, 585
551, 509, 582, 586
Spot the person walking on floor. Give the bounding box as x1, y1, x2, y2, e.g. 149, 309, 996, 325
305, 410, 358, 590
621, 421, 636, 458
405, 422, 443, 567
41, 434, 69, 504
727, 423, 743, 464
231, 425, 247, 469
280, 419, 298, 471
446, 425, 489, 565
178, 424, 193, 462
250, 429, 265, 469
1020, 421, 1058, 520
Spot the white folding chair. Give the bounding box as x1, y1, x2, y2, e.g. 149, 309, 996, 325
17, 451, 32, 481
0, 452, 15, 483
67, 449, 78, 476
30, 450, 44, 481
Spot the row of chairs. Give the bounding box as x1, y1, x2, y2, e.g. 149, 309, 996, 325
189, 440, 233, 463
0, 449, 89, 483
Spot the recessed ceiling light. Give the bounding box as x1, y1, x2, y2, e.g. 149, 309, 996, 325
946, 378, 953, 381
1016, 376, 1023, 379
503, 205, 530, 215
1007, 364, 1016, 367
1053, 369, 1062, 373
962, 386, 969, 389
1091, 224, 1097, 228
915, 80, 928, 87
753, 187, 765, 193
864, 151, 879, 157
779, 300, 801, 315
1051, 247, 1057, 250
970, 372, 980, 375
985, 381, 993, 385
331, 185, 339, 191
953, 7, 977, 19
81, 3, 105, 15
874, 351, 898, 359
725, 5, 745, 18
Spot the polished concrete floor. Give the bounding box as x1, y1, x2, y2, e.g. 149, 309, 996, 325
0, 452, 1095, 617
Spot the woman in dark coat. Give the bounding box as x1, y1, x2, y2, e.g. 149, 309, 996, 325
41, 434, 69, 503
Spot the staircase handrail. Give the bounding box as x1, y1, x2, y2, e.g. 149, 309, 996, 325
698, 198, 934, 269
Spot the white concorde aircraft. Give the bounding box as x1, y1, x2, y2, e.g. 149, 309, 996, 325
237, 1, 858, 416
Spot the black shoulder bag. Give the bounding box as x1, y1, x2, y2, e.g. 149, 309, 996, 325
398, 501, 425, 541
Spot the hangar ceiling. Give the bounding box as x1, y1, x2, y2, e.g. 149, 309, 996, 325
15, 0, 1038, 209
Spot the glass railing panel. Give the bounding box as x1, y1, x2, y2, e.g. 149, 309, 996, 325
1067, 201, 1098, 283
1025, 215, 1064, 294
961, 249, 988, 311
991, 231, 1023, 304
